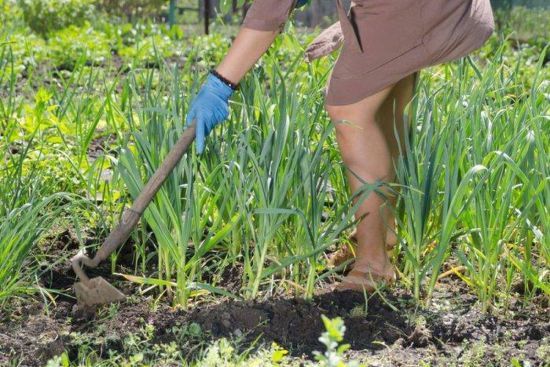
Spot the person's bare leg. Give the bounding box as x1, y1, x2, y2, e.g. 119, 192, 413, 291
376, 72, 418, 249
325, 85, 397, 285
326, 73, 419, 270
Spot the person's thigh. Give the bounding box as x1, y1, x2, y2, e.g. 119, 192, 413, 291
325, 83, 397, 183
325, 83, 395, 126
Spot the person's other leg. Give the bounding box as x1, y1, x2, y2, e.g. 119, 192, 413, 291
376, 72, 419, 249
325, 84, 397, 284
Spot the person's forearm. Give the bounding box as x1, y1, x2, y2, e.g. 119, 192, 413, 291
215, 27, 279, 85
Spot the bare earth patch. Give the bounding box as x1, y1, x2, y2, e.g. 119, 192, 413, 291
1, 270, 548, 366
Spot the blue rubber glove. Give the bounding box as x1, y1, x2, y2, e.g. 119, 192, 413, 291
295, 0, 309, 8
186, 73, 234, 154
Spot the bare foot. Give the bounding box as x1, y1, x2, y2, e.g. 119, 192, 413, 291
334, 263, 396, 292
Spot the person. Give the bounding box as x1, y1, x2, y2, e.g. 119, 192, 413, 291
185, 0, 495, 292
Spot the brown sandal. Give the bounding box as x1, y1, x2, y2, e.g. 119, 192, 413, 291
334, 265, 397, 292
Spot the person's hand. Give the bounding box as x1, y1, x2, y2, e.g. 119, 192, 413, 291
186, 73, 235, 154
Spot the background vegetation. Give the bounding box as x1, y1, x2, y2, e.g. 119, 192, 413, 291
0, 0, 548, 365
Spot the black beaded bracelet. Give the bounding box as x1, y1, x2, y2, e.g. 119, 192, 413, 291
210, 69, 239, 91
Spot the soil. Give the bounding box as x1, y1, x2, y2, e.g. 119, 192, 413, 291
1, 263, 549, 367
1, 229, 548, 366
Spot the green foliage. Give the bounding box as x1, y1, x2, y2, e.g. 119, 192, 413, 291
313, 315, 361, 367
495, 6, 550, 40
0, 46, 108, 304
48, 24, 111, 68
395, 43, 549, 305
43, 317, 291, 366
0, 196, 55, 304
0, 0, 22, 26
0, 2, 548, 312
118, 33, 178, 65
0, 31, 47, 77
18, 0, 96, 37
218, 0, 247, 14
95, 0, 166, 20
115, 33, 352, 303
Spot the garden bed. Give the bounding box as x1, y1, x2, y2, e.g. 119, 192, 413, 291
1, 265, 548, 366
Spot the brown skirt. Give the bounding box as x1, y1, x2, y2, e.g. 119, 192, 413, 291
323, 0, 495, 105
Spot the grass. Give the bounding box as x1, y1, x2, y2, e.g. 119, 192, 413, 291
114, 46, 355, 303
0, 0, 548, 315
396, 42, 549, 306
100, 33, 549, 311
0, 4, 548, 365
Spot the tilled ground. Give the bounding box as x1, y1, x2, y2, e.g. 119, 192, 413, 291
1, 270, 548, 366
1, 230, 548, 366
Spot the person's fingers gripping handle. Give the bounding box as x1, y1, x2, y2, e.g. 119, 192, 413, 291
186, 73, 234, 154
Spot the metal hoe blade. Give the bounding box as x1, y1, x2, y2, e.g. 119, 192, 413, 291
74, 277, 126, 307
71, 249, 126, 308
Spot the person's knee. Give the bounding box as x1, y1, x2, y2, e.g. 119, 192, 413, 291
325, 103, 368, 145
325, 103, 349, 123
325, 103, 356, 136
325, 101, 379, 128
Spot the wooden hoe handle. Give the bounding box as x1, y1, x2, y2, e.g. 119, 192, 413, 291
72, 122, 197, 280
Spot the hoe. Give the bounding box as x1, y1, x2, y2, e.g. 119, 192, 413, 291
71, 122, 196, 309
